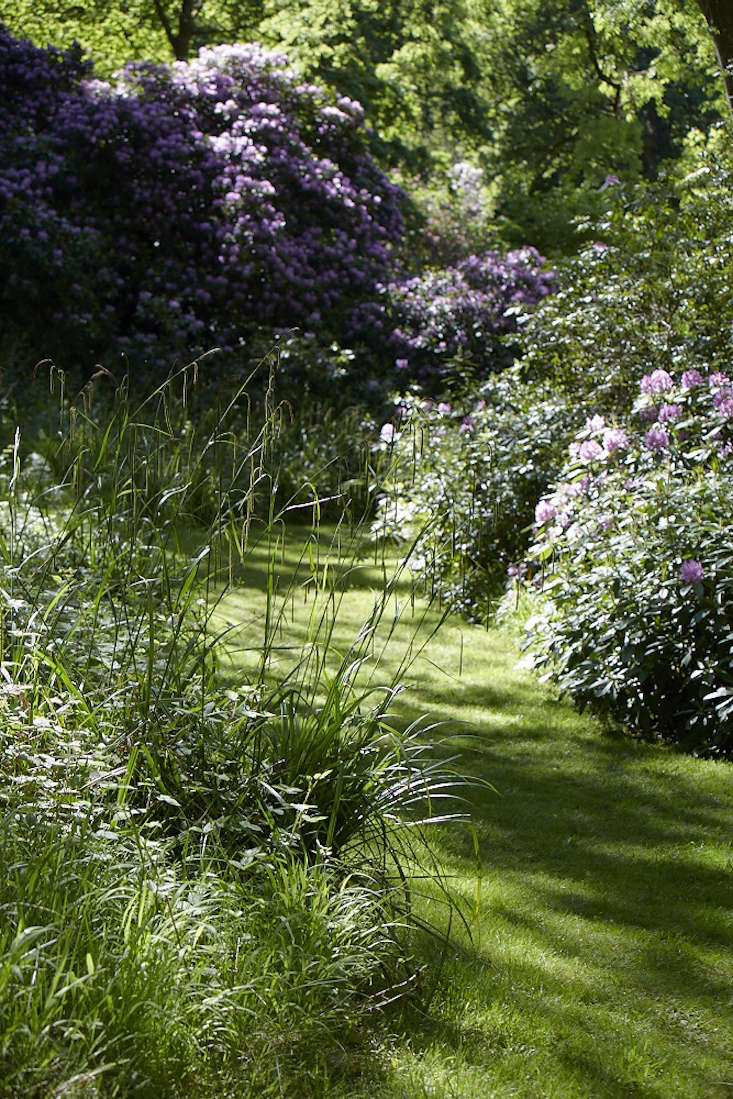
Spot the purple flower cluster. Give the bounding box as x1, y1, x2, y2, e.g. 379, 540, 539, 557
372, 247, 554, 389
532, 365, 733, 566
679, 559, 704, 583
0, 30, 405, 375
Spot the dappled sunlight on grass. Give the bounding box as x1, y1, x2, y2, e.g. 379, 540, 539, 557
218, 524, 733, 1099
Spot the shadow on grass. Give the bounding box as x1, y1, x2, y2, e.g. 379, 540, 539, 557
217, 525, 733, 1099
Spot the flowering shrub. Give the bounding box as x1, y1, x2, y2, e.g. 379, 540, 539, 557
0, 29, 404, 378
374, 247, 554, 391
373, 366, 578, 616
517, 148, 733, 419
524, 369, 733, 755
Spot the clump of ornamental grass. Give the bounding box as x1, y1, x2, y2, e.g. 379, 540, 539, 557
521, 367, 733, 755
0, 362, 478, 1096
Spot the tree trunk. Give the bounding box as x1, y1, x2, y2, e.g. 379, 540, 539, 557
152, 0, 197, 61
696, 0, 733, 113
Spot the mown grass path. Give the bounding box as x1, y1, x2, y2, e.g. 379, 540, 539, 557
215, 524, 732, 1099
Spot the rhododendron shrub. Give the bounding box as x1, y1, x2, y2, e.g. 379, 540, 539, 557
0, 29, 404, 378
372, 366, 577, 616
372, 247, 554, 391
523, 370, 733, 755
517, 149, 733, 419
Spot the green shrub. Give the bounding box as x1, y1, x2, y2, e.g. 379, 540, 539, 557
373, 368, 578, 618
517, 131, 733, 417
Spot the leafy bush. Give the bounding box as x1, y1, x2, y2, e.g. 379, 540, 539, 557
373, 367, 578, 617
517, 140, 733, 417
0, 29, 404, 379
523, 368, 733, 755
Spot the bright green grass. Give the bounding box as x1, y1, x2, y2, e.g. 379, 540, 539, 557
216, 522, 733, 1099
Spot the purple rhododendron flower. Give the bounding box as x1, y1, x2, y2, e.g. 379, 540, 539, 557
603, 427, 629, 453
709, 372, 729, 389
681, 369, 704, 388
534, 499, 557, 524
640, 369, 674, 394
578, 439, 604, 462
717, 396, 733, 418
679, 559, 704, 583
644, 425, 670, 451
658, 402, 682, 423
437, 401, 452, 415
639, 406, 658, 422
459, 415, 474, 434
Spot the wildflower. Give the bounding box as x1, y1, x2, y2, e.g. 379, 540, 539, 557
534, 499, 557, 524
379, 423, 397, 444
640, 369, 674, 395
681, 369, 704, 388
603, 427, 629, 453
679, 559, 704, 583
644, 425, 670, 451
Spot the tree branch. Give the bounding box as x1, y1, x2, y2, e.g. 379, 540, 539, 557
581, 5, 622, 116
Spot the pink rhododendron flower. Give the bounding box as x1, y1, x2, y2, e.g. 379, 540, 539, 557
585, 414, 606, 433
578, 439, 604, 462
658, 402, 682, 423
534, 499, 557, 524
640, 369, 674, 394
379, 423, 397, 444
603, 427, 629, 452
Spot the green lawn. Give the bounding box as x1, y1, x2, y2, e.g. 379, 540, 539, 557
216, 522, 733, 1099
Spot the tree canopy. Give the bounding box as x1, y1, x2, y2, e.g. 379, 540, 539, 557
1, 0, 727, 251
